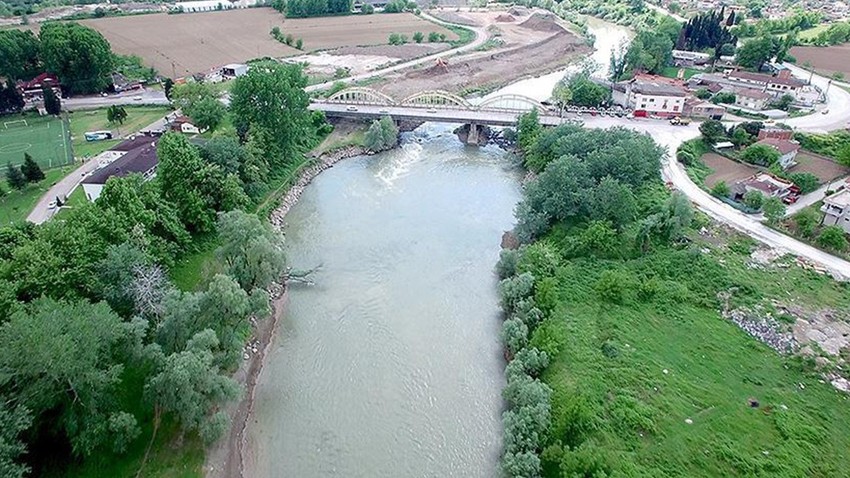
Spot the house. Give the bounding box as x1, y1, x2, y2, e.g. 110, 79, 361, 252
170, 115, 206, 135
733, 87, 772, 111
821, 189, 850, 234
727, 70, 805, 98
611, 77, 688, 117
757, 128, 793, 141
176, 0, 238, 12
81, 135, 159, 202
221, 63, 248, 78
16, 73, 61, 103
685, 99, 725, 119
353, 0, 389, 12
736, 173, 794, 199
672, 49, 711, 67
755, 137, 800, 169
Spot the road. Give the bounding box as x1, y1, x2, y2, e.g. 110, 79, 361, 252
311, 102, 565, 126
62, 89, 169, 111
26, 113, 174, 224
644, 2, 687, 22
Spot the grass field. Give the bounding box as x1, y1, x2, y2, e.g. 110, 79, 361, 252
67, 106, 172, 158
70, 9, 456, 76
532, 223, 850, 477
0, 166, 75, 224
797, 23, 831, 41
661, 66, 700, 80
0, 114, 73, 170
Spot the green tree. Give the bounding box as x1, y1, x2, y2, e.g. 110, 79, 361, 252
0, 80, 25, 114
163, 77, 174, 100
216, 210, 286, 291
794, 207, 820, 237
711, 180, 731, 197
743, 189, 765, 209
186, 95, 225, 132
551, 81, 573, 115
517, 108, 541, 156
42, 85, 61, 114
762, 196, 786, 224
295, 38, 304, 50
0, 402, 31, 478
362, 3, 374, 13
107, 105, 128, 125
501, 450, 541, 478
363, 115, 398, 152
0, 30, 41, 81
413, 31, 424, 43
499, 272, 536, 313
817, 225, 848, 251
20, 153, 44, 183
735, 35, 775, 70
39, 22, 114, 94
145, 329, 240, 443
589, 176, 637, 229
741, 143, 780, 166
501, 317, 529, 357
730, 127, 753, 148
428, 31, 440, 42
4, 163, 25, 190
230, 62, 313, 171
623, 29, 675, 75
788, 172, 819, 194
771, 93, 794, 111
699, 120, 727, 143
0, 298, 144, 456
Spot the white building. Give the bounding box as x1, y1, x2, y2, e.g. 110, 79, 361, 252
727, 70, 806, 98
755, 137, 800, 169
822, 189, 850, 234
81, 136, 158, 202
611, 78, 688, 117
221, 63, 248, 78
733, 87, 772, 111
176, 0, 243, 13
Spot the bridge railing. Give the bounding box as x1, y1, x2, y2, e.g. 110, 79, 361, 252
318, 87, 552, 114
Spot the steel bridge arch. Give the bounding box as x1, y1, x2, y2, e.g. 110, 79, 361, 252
326, 87, 395, 105
476, 94, 547, 112
400, 90, 473, 110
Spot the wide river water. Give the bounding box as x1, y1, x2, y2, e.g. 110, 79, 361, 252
246, 18, 632, 478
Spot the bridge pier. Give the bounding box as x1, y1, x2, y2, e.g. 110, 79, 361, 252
467, 122, 480, 145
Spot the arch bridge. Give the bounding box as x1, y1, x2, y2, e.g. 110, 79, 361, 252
322, 87, 547, 113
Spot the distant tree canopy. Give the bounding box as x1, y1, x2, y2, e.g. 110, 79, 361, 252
0, 29, 40, 81
39, 22, 114, 94
676, 9, 736, 59
286, 0, 352, 17
612, 17, 681, 79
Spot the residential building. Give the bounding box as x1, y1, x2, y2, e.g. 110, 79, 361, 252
736, 173, 794, 199
671, 49, 711, 67
684, 98, 725, 119
81, 135, 158, 202
727, 70, 805, 98
611, 77, 688, 117
822, 189, 850, 234
757, 128, 793, 141
733, 87, 772, 111
175, 0, 245, 12
221, 63, 248, 78
755, 137, 801, 169
170, 115, 206, 135
16, 72, 61, 103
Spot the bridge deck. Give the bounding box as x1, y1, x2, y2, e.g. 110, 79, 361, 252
310, 103, 563, 126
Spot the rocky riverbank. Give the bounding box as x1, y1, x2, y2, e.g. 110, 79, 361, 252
269, 145, 369, 230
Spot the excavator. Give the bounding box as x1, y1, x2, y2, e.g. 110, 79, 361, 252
435, 57, 449, 73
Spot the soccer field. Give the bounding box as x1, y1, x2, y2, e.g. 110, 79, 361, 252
0, 115, 74, 170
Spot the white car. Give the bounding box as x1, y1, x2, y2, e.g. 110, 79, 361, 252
47, 200, 57, 210
378, 109, 389, 114
427, 108, 437, 113
133, 95, 142, 101
346, 105, 358, 112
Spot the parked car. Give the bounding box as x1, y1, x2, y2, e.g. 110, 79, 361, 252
346, 105, 358, 112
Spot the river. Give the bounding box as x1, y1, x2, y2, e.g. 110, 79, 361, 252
245, 17, 633, 478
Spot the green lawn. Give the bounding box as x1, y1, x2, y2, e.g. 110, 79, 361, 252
533, 225, 850, 477
68, 106, 173, 159
661, 66, 700, 80
0, 114, 73, 169
52, 185, 88, 219
0, 165, 76, 224
798, 23, 830, 41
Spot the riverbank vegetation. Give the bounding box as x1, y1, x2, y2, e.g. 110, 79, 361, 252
0, 62, 326, 477
498, 111, 850, 477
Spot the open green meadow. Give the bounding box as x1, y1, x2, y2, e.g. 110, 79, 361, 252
0, 115, 73, 169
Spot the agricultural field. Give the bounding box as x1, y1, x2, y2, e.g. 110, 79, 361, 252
701, 152, 757, 188
74, 9, 456, 76
0, 114, 72, 170
790, 43, 850, 77
789, 151, 849, 183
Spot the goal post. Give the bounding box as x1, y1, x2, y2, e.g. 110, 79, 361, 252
3, 120, 28, 129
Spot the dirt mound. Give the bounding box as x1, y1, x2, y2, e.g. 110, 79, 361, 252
519, 12, 566, 33
495, 14, 516, 23
507, 6, 529, 16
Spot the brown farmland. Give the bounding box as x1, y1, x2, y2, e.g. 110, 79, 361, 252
701, 152, 757, 188
789, 151, 850, 183
76, 9, 455, 77
790, 44, 850, 77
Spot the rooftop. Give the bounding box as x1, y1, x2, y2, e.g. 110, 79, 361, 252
82, 136, 158, 186
735, 87, 772, 100
729, 71, 805, 88
739, 173, 793, 196
824, 189, 850, 208
756, 138, 801, 155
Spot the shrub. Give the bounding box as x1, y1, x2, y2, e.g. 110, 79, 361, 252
503, 375, 552, 409
499, 272, 535, 312
388, 32, 402, 45
530, 318, 567, 358
742, 189, 765, 209
502, 402, 550, 454
413, 31, 424, 43
517, 241, 560, 278
594, 269, 635, 304
496, 249, 520, 279
507, 347, 549, 380
428, 31, 440, 42
295, 38, 303, 50
361, 3, 374, 13
711, 181, 731, 197
501, 317, 529, 357
513, 299, 544, 330
794, 207, 819, 238
817, 225, 848, 251
741, 143, 780, 166
762, 197, 786, 224
501, 450, 541, 478
788, 172, 819, 194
